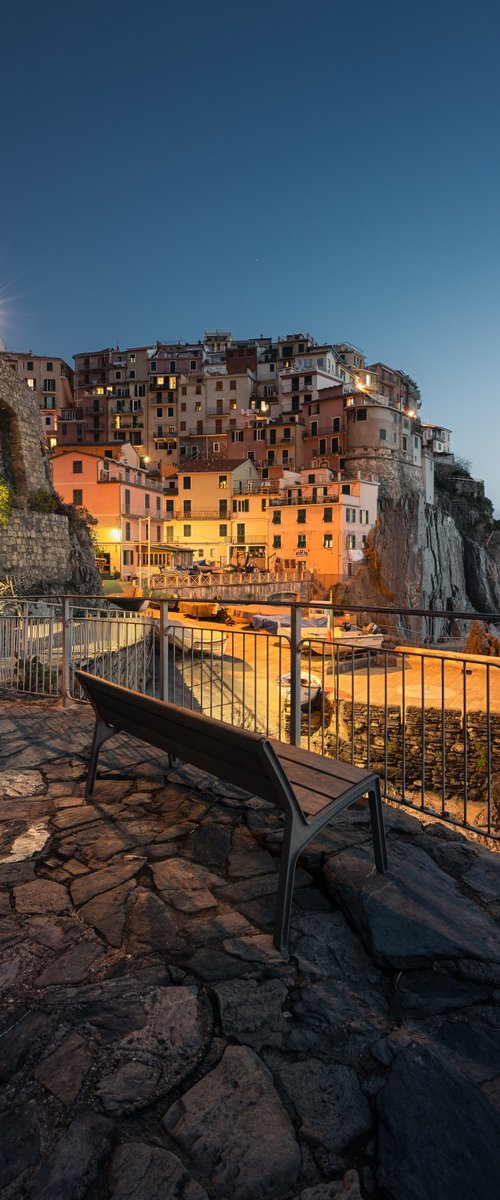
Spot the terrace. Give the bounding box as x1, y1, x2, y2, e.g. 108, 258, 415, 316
1, 696, 500, 1198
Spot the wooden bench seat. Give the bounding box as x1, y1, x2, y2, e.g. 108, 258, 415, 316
76, 670, 388, 953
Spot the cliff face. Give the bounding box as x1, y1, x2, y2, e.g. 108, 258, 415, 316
336, 459, 500, 634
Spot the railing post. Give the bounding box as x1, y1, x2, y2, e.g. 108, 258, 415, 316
61, 597, 71, 705
289, 605, 302, 746
159, 599, 169, 701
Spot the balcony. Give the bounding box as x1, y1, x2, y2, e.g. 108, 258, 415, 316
174, 509, 226, 520
269, 494, 339, 507
61, 409, 84, 422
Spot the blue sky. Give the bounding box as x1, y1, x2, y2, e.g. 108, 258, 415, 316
2, 0, 499, 510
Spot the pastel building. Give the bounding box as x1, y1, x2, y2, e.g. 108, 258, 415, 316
52, 445, 174, 578
0, 350, 74, 447
266, 468, 379, 586
170, 458, 267, 567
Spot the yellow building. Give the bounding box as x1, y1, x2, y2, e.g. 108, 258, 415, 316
170, 458, 268, 566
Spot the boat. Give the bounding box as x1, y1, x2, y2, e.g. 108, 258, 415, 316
329, 620, 384, 651
178, 600, 221, 620
166, 620, 228, 657
277, 671, 323, 708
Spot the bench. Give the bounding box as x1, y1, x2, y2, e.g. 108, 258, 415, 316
76, 670, 388, 953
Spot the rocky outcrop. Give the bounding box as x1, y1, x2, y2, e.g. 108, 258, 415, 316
0, 361, 101, 594
334, 478, 500, 636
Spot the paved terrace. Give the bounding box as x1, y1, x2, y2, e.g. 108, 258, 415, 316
1, 699, 500, 1200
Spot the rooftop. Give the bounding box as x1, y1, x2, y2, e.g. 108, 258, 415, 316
1, 699, 500, 1198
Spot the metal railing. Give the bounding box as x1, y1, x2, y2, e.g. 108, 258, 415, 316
1, 594, 499, 839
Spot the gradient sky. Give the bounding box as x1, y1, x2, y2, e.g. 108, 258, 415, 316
2, 0, 499, 510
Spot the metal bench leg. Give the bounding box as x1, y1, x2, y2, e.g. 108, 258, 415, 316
86, 720, 114, 799
274, 819, 301, 955
368, 782, 388, 873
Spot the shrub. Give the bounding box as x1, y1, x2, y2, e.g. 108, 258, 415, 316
0, 477, 13, 524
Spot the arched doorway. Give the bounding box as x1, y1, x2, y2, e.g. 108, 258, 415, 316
0, 397, 28, 497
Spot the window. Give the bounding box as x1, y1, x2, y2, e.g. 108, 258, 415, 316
272, 510, 281, 524
129, 354, 136, 364
297, 509, 306, 524
348, 534, 357, 549
403, 436, 408, 451
332, 417, 340, 432
356, 408, 367, 421
342, 484, 351, 494
166, 499, 174, 515
156, 408, 163, 418
261, 499, 266, 511
311, 421, 318, 436
331, 437, 339, 452
145, 494, 150, 510
183, 500, 192, 516
219, 475, 227, 489
72, 489, 83, 506
72, 460, 83, 474
26, 378, 35, 388
323, 507, 333, 523
115, 371, 122, 381
230, 380, 236, 391
297, 534, 306, 548
219, 524, 228, 536
181, 386, 187, 395
236, 523, 246, 544
195, 401, 202, 411
166, 525, 174, 541
46, 361, 53, 371
129, 370, 136, 380
216, 381, 223, 392
304, 375, 312, 386
273, 534, 282, 549
183, 525, 192, 537
191, 360, 197, 370
156, 496, 161, 511
232, 498, 249, 512
151, 362, 157, 373
44, 379, 56, 392
27, 360, 33, 370
156, 525, 161, 542
379, 428, 387, 441
324, 534, 333, 549
183, 477, 191, 491
170, 361, 176, 372
213, 442, 220, 452
125, 522, 131, 541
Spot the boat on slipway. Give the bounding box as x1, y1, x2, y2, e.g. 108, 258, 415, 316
165, 619, 228, 657
277, 671, 323, 708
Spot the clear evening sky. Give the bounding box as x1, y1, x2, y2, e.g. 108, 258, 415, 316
2, 0, 499, 511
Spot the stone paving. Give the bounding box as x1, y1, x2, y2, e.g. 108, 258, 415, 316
1, 697, 500, 1200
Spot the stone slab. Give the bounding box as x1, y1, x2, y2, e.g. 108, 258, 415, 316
14, 878, 71, 914
109, 1142, 209, 1199
324, 841, 500, 968
34, 1031, 92, 1102
164, 1044, 301, 1200
70, 856, 146, 907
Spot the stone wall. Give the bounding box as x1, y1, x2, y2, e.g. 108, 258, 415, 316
321, 700, 500, 828
0, 361, 50, 497
0, 513, 72, 592
343, 446, 423, 500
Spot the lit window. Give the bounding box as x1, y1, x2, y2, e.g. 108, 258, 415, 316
169, 376, 177, 389
323, 534, 333, 549
219, 475, 227, 489
26, 378, 35, 389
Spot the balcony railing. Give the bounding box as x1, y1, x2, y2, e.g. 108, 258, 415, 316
2, 598, 500, 842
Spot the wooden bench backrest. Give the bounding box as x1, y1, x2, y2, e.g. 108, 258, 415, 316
75, 670, 294, 811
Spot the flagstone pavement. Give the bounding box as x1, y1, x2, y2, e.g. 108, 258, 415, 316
1, 696, 500, 1200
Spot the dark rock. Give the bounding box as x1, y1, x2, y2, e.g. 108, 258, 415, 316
126, 888, 185, 955
14, 878, 71, 914
0, 1100, 40, 1189
151, 856, 221, 895
294, 1171, 363, 1199
78, 881, 137, 946
214, 978, 289, 1049
27, 1108, 115, 1200
377, 1039, 500, 1200
164, 1044, 301, 1200
289, 911, 380, 982
0, 1009, 53, 1082
436, 1017, 500, 1084
185, 822, 232, 868
184, 946, 257, 980
390, 968, 494, 1016
35, 940, 103, 986
108, 1142, 209, 1199
324, 841, 500, 968
277, 1059, 372, 1153
96, 1061, 161, 1115
96, 985, 207, 1113
71, 856, 146, 907
34, 1031, 92, 1102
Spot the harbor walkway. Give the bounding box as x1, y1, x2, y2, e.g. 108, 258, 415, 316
1, 698, 500, 1199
